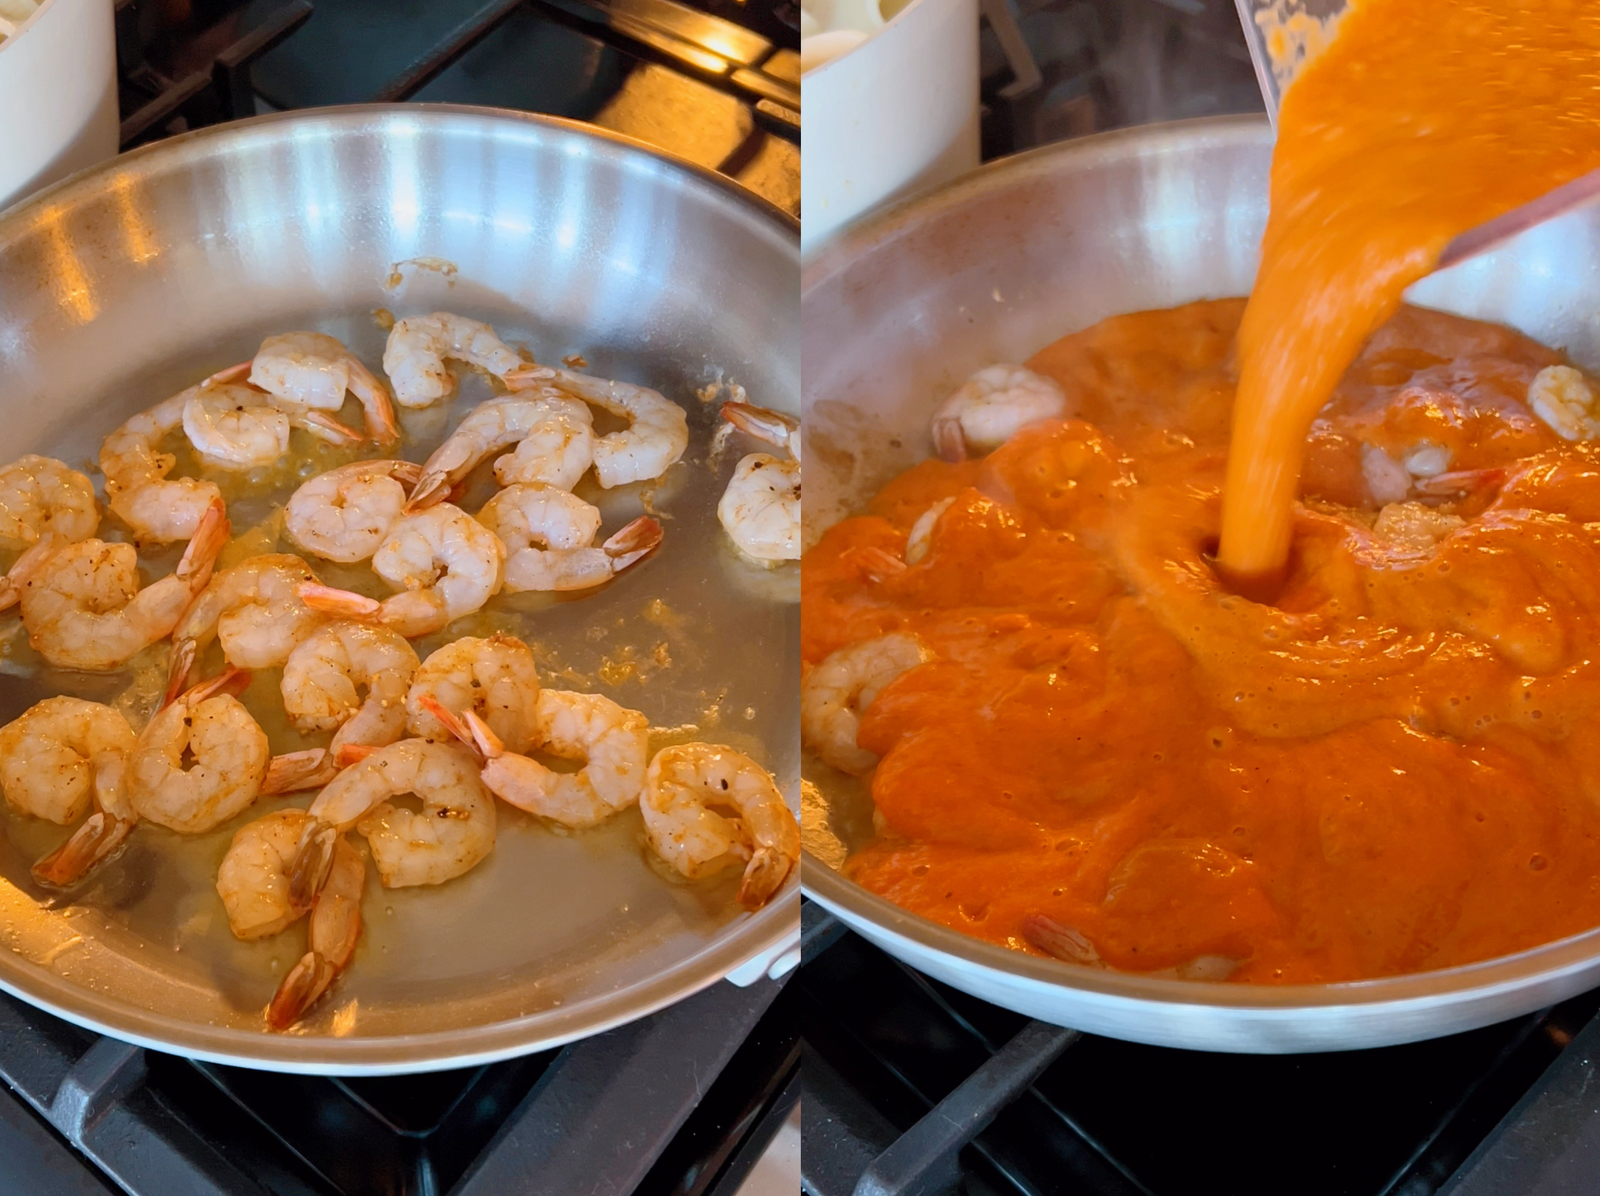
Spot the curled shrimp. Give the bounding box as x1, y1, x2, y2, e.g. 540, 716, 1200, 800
268, 831, 364, 1030
0, 696, 134, 827
477, 484, 662, 592
423, 690, 648, 828
182, 380, 361, 470
284, 458, 423, 564
298, 504, 506, 637
801, 633, 936, 774
405, 634, 541, 751
717, 403, 800, 563
408, 393, 595, 509
166, 553, 325, 701
382, 312, 545, 408
241, 331, 399, 445
128, 668, 269, 834
289, 739, 495, 901
643, 743, 799, 909
32, 752, 137, 888
547, 368, 688, 487
0, 455, 100, 612
930, 364, 1069, 462
281, 620, 419, 768
100, 387, 225, 543
20, 497, 229, 672
216, 809, 366, 1029
0, 455, 99, 551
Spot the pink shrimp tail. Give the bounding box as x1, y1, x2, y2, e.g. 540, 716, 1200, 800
261, 749, 336, 795
184, 665, 252, 704
602, 516, 664, 572
203, 361, 252, 387
416, 695, 501, 762
297, 582, 383, 620
176, 498, 231, 589
31, 812, 136, 889
720, 401, 797, 452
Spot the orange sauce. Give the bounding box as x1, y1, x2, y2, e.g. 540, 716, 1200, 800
807, 300, 1600, 983
1218, 0, 1600, 586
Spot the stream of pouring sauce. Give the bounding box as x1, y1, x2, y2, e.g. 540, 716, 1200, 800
1217, 0, 1600, 588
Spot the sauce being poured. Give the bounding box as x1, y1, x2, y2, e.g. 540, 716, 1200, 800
1217, 0, 1600, 587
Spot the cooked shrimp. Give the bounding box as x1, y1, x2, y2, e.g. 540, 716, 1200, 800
245, 331, 399, 445
492, 400, 597, 492
931, 364, 1069, 462
100, 388, 224, 543
408, 393, 595, 508
1529, 364, 1600, 441
32, 752, 137, 888
0, 697, 134, 825
284, 459, 422, 564
383, 312, 542, 407
477, 484, 662, 592
282, 621, 419, 761
717, 403, 800, 563
546, 368, 688, 487
289, 739, 494, 900
21, 498, 229, 672
642, 743, 799, 909
184, 378, 365, 468
128, 668, 269, 834
267, 832, 364, 1030
423, 690, 648, 828
298, 504, 506, 637
801, 633, 936, 774
217, 808, 317, 940
405, 634, 540, 751
166, 553, 324, 702
0, 455, 99, 550
906, 497, 955, 565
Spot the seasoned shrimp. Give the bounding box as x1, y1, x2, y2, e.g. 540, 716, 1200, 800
32, 752, 137, 888
801, 633, 936, 774
424, 690, 648, 828
298, 504, 506, 637
282, 621, 419, 760
0, 455, 99, 550
383, 312, 543, 407
930, 364, 1069, 462
21, 498, 229, 672
100, 388, 224, 542
1529, 364, 1600, 441
492, 400, 597, 492
166, 553, 324, 702
289, 739, 494, 901
217, 808, 317, 940
643, 743, 799, 909
477, 484, 662, 592
717, 403, 800, 563
408, 393, 595, 508
546, 368, 688, 487
284, 459, 422, 564
268, 832, 364, 1030
128, 668, 270, 834
405, 634, 540, 751
245, 331, 399, 445
184, 378, 364, 469
0, 697, 134, 825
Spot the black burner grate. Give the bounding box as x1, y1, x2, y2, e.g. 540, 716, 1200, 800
800, 903, 1600, 1196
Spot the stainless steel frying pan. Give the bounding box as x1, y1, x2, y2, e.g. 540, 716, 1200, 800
801, 115, 1600, 1052
0, 106, 799, 1073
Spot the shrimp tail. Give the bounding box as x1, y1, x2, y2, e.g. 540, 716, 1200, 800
417, 696, 498, 762
405, 471, 452, 512
334, 742, 381, 767
721, 402, 797, 453
268, 839, 364, 1030
348, 365, 401, 447
163, 638, 197, 709
297, 583, 383, 619
737, 846, 795, 910
296, 410, 364, 447
31, 811, 137, 888
176, 497, 231, 589
185, 665, 252, 704
261, 749, 336, 795
203, 361, 252, 387
266, 951, 333, 1030
1021, 915, 1103, 966
931, 415, 969, 463
504, 364, 556, 390
0, 537, 59, 612
602, 516, 664, 571
288, 824, 338, 910
845, 546, 908, 584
